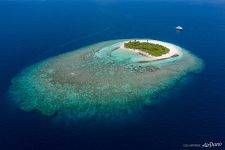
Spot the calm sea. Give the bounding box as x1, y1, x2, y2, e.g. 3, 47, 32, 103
0, 0, 225, 149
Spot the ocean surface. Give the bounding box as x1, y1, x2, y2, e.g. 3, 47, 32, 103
0, 0, 225, 150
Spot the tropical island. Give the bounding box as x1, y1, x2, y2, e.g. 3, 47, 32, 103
119, 39, 181, 61
124, 40, 170, 56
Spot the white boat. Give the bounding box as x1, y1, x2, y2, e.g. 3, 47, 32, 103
176, 26, 183, 31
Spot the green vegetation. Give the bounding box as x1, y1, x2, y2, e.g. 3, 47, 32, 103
124, 41, 170, 56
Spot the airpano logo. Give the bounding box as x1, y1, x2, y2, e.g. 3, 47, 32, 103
183, 141, 222, 148
202, 142, 222, 148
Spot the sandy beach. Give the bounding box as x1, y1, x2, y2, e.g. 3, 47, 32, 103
120, 39, 182, 61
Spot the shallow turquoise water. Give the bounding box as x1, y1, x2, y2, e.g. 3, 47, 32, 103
9, 39, 203, 121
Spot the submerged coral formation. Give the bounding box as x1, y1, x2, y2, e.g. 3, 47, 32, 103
9, 39, 203, 120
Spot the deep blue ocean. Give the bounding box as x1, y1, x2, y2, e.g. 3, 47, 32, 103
1, 0, 225, 150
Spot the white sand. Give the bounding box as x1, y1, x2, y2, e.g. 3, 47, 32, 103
120, 39, 182, 61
